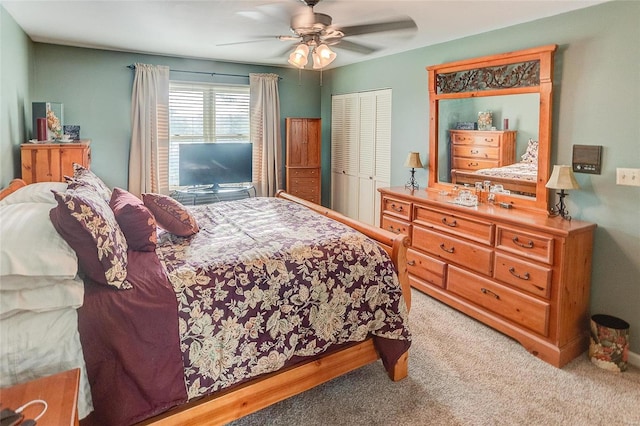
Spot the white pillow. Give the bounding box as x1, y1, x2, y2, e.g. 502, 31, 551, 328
0, 203, 78, 278
0, 276, 84, 319
0, 182, 67, 206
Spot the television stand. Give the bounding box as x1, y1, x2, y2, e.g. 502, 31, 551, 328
172, 184, 256, 205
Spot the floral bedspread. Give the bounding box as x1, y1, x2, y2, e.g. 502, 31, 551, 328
156, 197, 411, 400
473, 161, 537, 181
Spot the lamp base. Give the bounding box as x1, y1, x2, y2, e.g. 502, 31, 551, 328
405, 168, 419, 190
548, 189, 572, 221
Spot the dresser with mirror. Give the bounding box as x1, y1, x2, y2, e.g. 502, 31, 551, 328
379, 45, 596, 367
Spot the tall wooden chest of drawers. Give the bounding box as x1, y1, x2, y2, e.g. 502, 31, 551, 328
450, 130, 516, 171
379, 187, 596, 368
21, 140, 91, 184
285, 118, 321, 204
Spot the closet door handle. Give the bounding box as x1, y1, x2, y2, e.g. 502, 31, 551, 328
512, 236, 534, 248
509, 267, 530, 280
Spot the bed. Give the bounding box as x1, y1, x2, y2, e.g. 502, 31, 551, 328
450, 139, 539, 197
0, 172, 411, 426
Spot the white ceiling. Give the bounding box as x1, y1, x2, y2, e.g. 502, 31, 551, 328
3, 0, 606, 69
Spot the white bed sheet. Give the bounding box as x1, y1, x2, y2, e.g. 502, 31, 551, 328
0, 308, 93, 419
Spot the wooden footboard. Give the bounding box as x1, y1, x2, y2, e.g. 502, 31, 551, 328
139, 192, 411, 426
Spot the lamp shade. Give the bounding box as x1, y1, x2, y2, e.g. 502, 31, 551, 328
546, 165, 580, 190
404, 152, 423, 169
312, 44, 337, 69
288, 44, 309, 68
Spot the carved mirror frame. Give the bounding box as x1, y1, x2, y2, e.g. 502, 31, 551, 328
427, 45, 557, 214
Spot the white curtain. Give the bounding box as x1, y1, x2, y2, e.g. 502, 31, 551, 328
250, 73, 282, 197
129, 63, 170, 197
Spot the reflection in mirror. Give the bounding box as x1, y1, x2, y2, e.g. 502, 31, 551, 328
437, 94, 539, 199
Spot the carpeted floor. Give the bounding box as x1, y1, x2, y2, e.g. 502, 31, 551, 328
230, 289, 640, 425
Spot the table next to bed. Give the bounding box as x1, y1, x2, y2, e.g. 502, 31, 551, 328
0, 368, 80, 426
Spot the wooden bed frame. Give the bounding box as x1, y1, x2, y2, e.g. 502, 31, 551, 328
1, 180, 411, 426
450, 169, 537, 196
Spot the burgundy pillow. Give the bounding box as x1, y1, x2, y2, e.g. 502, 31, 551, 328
142, 193, 199, 237
110, 188, 158, 252
50, 186, 131, 290
65, 163, 112, 202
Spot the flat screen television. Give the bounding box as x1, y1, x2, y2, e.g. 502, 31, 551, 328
179, 143, 252, 188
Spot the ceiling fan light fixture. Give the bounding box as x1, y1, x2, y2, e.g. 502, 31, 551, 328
312, 43, 336, 69
288, 43, 309, 68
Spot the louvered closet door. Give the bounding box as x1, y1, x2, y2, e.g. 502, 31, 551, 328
331, 90, 390, 225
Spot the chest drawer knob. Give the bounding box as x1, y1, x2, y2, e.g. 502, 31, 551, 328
439, 243, 455, 253
441, 217, 457, 227
512, 236, 534, 248
481, 287, 500, 300
509, 267, 531, 281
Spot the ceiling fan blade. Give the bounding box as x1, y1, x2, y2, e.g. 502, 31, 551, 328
333, 40, 378, 55
216, 36, 282, 47
340, 18, 417, 37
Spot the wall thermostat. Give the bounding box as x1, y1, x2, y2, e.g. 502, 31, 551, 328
572, 144, 602, 174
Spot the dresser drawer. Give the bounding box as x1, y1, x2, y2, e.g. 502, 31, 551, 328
413, 226, 493, 276
381, 196, 411, 220
407, 249, 446, 288
451, 132, 501, 147
381, 215, 411, 239
452, 145, 500, 160
448, 266, 550, 336
452, 157, 499, 171
494, 253, 552, 299
288, 185, 319, 199
496, 226, 554, 265
288, 168, 319, 178
413, 205, 494, 245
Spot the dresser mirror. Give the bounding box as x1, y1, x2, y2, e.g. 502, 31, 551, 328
427, 45, 557, 213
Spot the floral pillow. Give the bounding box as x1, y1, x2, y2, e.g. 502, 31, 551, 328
520, 139, 539, 163
65, 163, 112, 202
110, 188, 158, 252
142, 193, 199, 237
50, 186, 131, 290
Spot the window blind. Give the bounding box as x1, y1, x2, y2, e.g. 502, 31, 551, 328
169, 81, 250, 187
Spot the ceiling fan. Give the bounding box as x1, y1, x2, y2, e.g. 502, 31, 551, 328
221, 0, 417, 69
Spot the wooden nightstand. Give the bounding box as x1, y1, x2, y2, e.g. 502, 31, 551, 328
0, 369, 80, 426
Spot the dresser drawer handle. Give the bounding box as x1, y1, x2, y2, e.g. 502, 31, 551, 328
509, 267, 530, 280
390, 203, 404, 212
407, 260, 416, 266
441, 217, 457, 227
484, 138, 495, 143
481, 287, 500, 300
387, 225, 400, 234
467, 162, 479, 167
512, 236, 534, 248
470, 149, 479, 154
439, 243, 454, 253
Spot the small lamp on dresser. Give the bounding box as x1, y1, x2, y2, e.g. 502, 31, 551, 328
404, 152, 423, 190
546, 165, 580, 220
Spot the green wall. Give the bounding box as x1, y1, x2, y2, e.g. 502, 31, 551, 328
26, 44, 321, 190
1, 6, 32, 185
322, 0, 640, 353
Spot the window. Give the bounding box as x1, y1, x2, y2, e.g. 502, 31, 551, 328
168, 81, 250, 187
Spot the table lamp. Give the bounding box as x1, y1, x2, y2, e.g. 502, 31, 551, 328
404, 152, 423, 190
545, 165, 580, 220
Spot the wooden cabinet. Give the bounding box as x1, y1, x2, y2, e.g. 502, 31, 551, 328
286, 118, 321, 204
379, 187, 596, 368
0, 368, 80, 426
21, 141, 91, 184
450, 130, 516, 171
